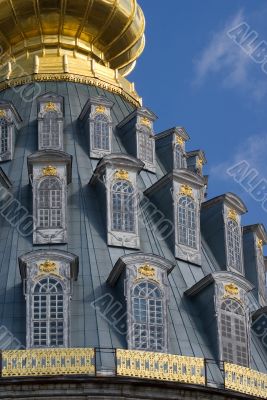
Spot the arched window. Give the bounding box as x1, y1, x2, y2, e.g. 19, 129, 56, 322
38, 178, 62, 229
220, 298, 249, 366
227, 220, 242, 272
112, 180, 135, 233
177, 196, 197, 248
0, 117, 8, 154
139, 127, 153, 164
174, 144, 186, 169
41, 111, 60, 148
93, 114, 110, 150
132, 281, 164, 351
33, 277, 64, 347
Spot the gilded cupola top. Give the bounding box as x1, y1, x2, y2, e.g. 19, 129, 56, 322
0, 0, 145, 106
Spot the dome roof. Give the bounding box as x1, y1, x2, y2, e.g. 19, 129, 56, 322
0, 0, 145, 75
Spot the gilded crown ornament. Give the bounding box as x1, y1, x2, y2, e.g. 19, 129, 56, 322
45, 102, 57, 112
39, 260, 57, 274
228, 209, 238, 222
0, 0, 145, 106
138, 264, 156, 278
140, 117, 152, 127
224, 283, 239, 296
0, 110, 6, 118
95, 105, 106, 114
179, 185, 193, 198
115, 170, 130, 181
176, 135, 185, 146
42, 166, 58, 177
257, 239, 263, 251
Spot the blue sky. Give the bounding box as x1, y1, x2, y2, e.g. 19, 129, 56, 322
131, 0, 267, 244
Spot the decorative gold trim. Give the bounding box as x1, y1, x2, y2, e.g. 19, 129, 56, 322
0, 109, 6, 118
176, 135, 184, 146
196, 158, 203, 169
0, 73, 141, 108
114, 170, 130, 181
117, 349, 205, 385
138, 264, 156, 279
228, 209, 238, 222
96, 105, 106, 114
2, 348, 95, 377
225, 363, 267, 399
224, 283, 239, 296
140, 117, 152, 127
44, 102, 57, 112
179, 184, 193, 198
42, 166, 58, 177
39, 260, 57, 274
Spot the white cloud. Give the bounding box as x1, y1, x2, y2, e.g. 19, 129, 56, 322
194, 10, 267, 100
210, 132, 267, 181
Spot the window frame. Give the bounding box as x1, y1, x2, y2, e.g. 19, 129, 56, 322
93, 113, 110, 151
32, 276, 66, 348
177, 195, 198, 250
219, 298, 249, 367
111, 179, 136, 234
40, 110, 61, 150
174, 144, 186, 169
138, 126, 154, 165
226, 218, 243, 273
37, 177, 63, 230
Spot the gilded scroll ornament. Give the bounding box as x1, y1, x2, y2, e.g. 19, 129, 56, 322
45, 102, 57, 112
95, 105, 106, 113
224, 283, 239, 296
140, 117, 151, 127
0, 109, 6, 118
257, 239, 263, 251
179, 184, 193, 198
39, 260, 57, 273
228, 209, 238, 222
42, 165, 58, 176
115, 170, 130, 181
176, 135, 184, 146
196, 158, 203, 169
138, 264, 156, 279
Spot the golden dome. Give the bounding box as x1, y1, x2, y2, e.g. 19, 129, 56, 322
0, 0, 146, 105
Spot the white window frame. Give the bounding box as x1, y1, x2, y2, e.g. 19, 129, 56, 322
177, 195, 197, 249
227, 219, 243, 273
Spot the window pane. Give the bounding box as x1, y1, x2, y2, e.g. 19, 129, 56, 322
38, 178, 63, 228
177, 196, 197, 249
42, 112, 60, 148
139, 128, 153, 163
33, 277, 65, 347
132, 282, 164, 351
227, 220, 242, 271
111, 180, 135, 233
93, 114, 110, 150
0, 118, 8, 154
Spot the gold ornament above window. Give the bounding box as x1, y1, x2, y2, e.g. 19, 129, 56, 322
228, 209, 238, 222
39, 260, 57, 273
176, 135, 184, 146
95, 105, 106, 113
140, 117, 151, 127
224, 283, 239, 296
42, 165, 58, 176
138, 264, 156, 279
45, 102, 57, 112
197, 158, 203, 170
179, 184, 193, 198
0, 109, 6, 118
114, 170, 130, 181
257, 239, 263, 251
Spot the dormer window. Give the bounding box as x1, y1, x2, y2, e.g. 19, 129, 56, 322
107, 253, 173, 353
38, 94, 64, 151
79, 97, 113, 159
28, 150, 72, 245
139, 126, 154, 165
19, 250, 78, 349
178, 195, 197, 249
90, 154, 143, 249
0, 118, 8, 154
112, 180, 135, 233
226, 210, 243, 273
0, 104, 21, 162
93, 113, 110, 151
